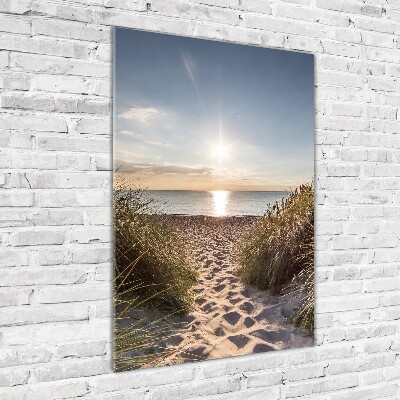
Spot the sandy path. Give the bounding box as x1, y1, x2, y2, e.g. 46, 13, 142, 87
158, 216, 313, 365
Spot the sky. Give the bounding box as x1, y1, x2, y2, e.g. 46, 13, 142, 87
114, 28, 314, 191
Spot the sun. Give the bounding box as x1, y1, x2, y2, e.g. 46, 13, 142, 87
215, 145, 227, 160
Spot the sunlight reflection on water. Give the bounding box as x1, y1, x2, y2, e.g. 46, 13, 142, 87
211, 190, 230, 217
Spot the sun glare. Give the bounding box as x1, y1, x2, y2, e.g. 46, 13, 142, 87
216, 146, 226, 158
211, 190, 230, 217
214, 145, 228, 163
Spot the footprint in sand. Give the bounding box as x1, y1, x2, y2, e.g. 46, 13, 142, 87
255, 307, 281, 322
241, 288, 252, 298
182, 345, 209, 360
222, 311, 241, 326
253, 343, 274, 353
214, 284, 226, 292
182, 315, 196, 323
229, 297, 242, 305
251, 328, 289, 343
202, 302, 217, 312
228, 334, 250, 349
214, 327, 225, 337
196, 298, 207, 306
161, 335, 185, 347
243, 317, 256, 328
223, 304, 233, 312
239, 301, 255, 314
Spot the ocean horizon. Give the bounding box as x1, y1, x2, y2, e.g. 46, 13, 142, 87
142, 190, 290, 217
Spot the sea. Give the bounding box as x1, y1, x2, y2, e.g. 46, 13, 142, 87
143, 190, 290, 217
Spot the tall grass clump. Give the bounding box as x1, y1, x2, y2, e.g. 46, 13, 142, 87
291, 238, 314, 332
114, 175, 197, 315
114, 254, 181, 371
237, 182, 314, 332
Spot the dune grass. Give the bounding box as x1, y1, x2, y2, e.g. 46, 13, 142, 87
291, 242, 314, 333
114, 176, 197, 314
237, 182, 314, 332
113, 176, 198, 370
113, 254, 182, 371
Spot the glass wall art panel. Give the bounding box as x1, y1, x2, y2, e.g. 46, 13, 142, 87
113, 27, 314, 372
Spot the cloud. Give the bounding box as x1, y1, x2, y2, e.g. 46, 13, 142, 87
119, 130, 144, 139
117, 161, 213, 175
145, 140, 172, 148
119, 130, 172, 148
118, 107, 166, 124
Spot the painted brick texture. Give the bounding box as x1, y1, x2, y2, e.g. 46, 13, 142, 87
0, 0, 400, 399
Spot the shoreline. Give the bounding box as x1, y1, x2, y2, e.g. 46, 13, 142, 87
146, 213, 264, 218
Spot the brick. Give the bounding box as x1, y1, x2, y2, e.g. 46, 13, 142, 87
0, 368, 30, 387
32, 19, 110, 43
0, 113, 67, 132
37, 190, 111, 207
318, 294, 380, 312
285, 375, 358, 397
37, 136, 110, 153
0, 191, 35, 207
2, 320, 110, 345
240, 0, 272, 14
0, 267, 88, 288
30, 1, 94, 23
55, 341, 106, 359
25, 380, 90, 400
37, 284, 110, 303
0, 288, 32, 308
85, 208, 112, 225
0, 33, 92, 59
76, 117, 111, 135
35, 74, 93, 95
67, 227, 111, 244
10, 230, 65, 246
12, 52, 109, 78
0, 302, 89, 326
0, 347, 52, 368
0, 15, 31, 35
0, 51, 8, 69
0, 0, 31, 14
33, 358, 109, 382
196, 23, 262, 46
0, 250, 29, 267
1, 72, 31, 91
151, 0, 240, 25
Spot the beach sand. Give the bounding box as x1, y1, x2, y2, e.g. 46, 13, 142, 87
119, 215, 313, 368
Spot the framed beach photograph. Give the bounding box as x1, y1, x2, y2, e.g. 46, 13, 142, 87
113, 27, 314, 372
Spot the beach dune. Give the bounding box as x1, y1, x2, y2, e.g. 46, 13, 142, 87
119, 215, 313, 367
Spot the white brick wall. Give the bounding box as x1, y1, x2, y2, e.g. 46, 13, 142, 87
0, 0, 399, 398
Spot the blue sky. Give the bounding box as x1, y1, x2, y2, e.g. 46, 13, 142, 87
115, 28, 314, 191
